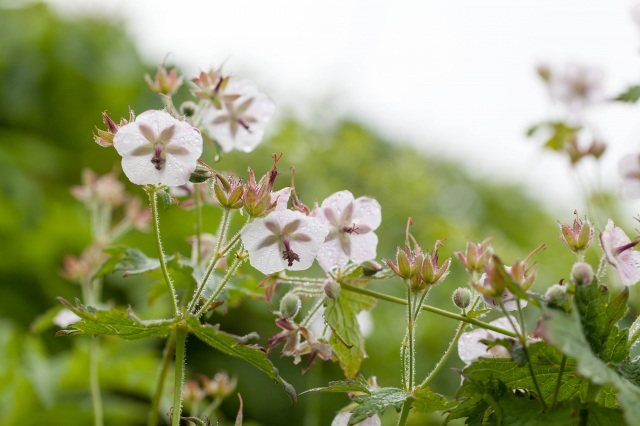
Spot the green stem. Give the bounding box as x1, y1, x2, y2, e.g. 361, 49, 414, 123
586, 382, 602, 403
187, 209, 235, 313
172, 327, 187, 426
148, 187, 180, 317
551, 355, 567, 408
406, 284, 415, 390
148, 333, 176, 426
396, 397, 413, 426
419, 321, 467, 389
200, 397, 223, 421
300, 298, 324, 328
90, 336, 103, 426
195, 251, 247, 318
339, 283, 518, 338
194, 184, 203, 266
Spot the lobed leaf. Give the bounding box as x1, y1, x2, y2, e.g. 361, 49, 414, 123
350, 387, 409, 424
185, 316, 296, 404
412, 387, 456, 413
55, 298, 175, 339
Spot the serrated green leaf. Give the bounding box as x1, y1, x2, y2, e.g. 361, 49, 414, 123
527, 121, 581, 152
412, 387, 455, 413
184, 316, 296, 404
614, 85, 640, 103
618, 356, 640, 386
55, 298, 175, 339
545, 308, 640, 425
350, 387, 409, 424
575, 284, 629, 363
324, 288, 375, 379
466, 308, 490, 319
301, 379, 371, 395
463, 342, 587, 404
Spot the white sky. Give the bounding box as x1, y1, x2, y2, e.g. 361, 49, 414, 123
44, 0, 640, 214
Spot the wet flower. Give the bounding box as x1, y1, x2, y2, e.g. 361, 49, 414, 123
113, 110, 203, 186
600, 219, 640, 286
202, 78, 275, 153
619, 153, 640, 199
457, 316, 519, 365
241, 209, 328, 275
314, 190, 381, 271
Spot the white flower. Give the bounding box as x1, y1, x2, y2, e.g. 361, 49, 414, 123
619, 153, 640, 199
113, 110, 203, 186
600, 219, 640, 286
331, 412, 381, 426
549, 63, 604, 112
270, 187, 292, 210
313, 190, 381, 271
241, 210, 328, 275
457, 316, 519, 365
53, 309, 81, 328
202, 78, 275, 153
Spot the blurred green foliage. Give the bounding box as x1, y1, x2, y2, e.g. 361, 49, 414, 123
0, 2, 592, 425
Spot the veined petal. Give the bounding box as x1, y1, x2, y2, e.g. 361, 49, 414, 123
353, 197, 382, 230
317, 237, 349, 271
348, 232, 378, 264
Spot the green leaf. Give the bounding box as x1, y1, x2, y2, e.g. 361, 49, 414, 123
350, 387, 409, 424
614, 85, 640, 103
544, 308, 640, 425
102, 247, 161, 277
575, 284, 629, 363
526, 121, 581, 152
463, 342, 587, 404
324, 288, 375, 378
618, 356, 640, 386
184, 316, 296, 404
55, 298, 175, 339
466, 308, 490, 319
301, 379, 371, 395
412, 387, 456, 413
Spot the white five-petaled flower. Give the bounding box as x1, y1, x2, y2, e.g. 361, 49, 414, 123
202, 78, 275, 153
313, 190, 381, 271
618, 153, 640, 199
113, 110, 203, 186
241, 210, 328, 275
457, 316, 519, 365
600, 219, 640, 287
549, 63, 604, 112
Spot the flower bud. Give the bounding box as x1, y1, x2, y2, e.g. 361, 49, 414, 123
452, 287, 472, 310
544, 283, 568, 309
456, 238, 492, 274
145, 62, 182, 96
560, 212, 594, 253
189, 163, 214, 183
571, 262, 594, 286
361, 260, 383, 276
279, 293, 301, 319
323, 279, 341, 299
180, 101, 197, 117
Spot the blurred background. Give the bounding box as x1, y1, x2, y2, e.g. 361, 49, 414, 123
0, 1, 639, 425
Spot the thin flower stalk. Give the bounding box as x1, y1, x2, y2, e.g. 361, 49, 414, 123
148, 333, 176, 426
195, 250, 248, 318
172, 327, 188, 426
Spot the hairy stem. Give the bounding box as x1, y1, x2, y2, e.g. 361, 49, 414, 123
419, 321, 466, 389
171, 327, 188, 426
148, 333, 176, 426
195, 251, 247, 318
90, 336, 103, 426
340, 282, 518, 338
396, 397, 413, 426
194, 183, 203, 266
551, 355, 567, 408
406, 284, 415, 390
148, 187, 180, 317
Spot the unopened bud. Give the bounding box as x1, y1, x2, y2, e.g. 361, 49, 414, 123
323, 279, 341, 299
189, 163, 214, 183
180, 101, 197, 117
361, 260, 383, 276
452, 287, 472, 310
544, 283, 568, 309
279, 293, 301, 319
571, 262, 594, 286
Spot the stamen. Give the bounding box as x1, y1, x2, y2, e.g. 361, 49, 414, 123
282, 239, 300, 267
151, 145, 165, 170
342, 223, 360, 234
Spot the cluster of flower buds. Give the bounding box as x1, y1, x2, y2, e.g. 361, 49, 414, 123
385, 220, 450, 290
182, 371, 237, 405
243, 155, 281, 217
191, 68, 231, 107
213, 172, 244, 209
268, 316, 332, 374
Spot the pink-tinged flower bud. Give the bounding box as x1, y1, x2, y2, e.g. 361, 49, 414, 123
420, 240, 451, 286
456, 238, 492, 274
93, 111, 133, 147
452, 287, 472, 310
386, 245, 422, 281
243, 155, 281, 217
361, 260, 383, 276
182, 380, 205, 403
145, 62, 183, 97
559, 211, 594, 253
199, 372, 237, 399
323, 279, 341, 300
189, 162, 214, 184
180, 101, 197, 117
571, 262, 594, 286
